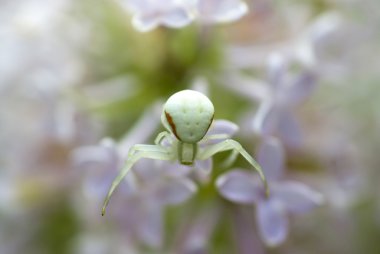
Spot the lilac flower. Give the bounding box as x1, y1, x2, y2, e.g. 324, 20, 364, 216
225, 11, 344, 71
217, 138, 323, 246
255, 54, 316, 148
116, 0, 248, 32
118, 0, 194, 32
226, 53, 317, 148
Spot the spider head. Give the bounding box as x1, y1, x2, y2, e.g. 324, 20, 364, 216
161, 90, 214, 144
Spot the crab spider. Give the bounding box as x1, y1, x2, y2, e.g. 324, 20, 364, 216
102, 90, 269, 216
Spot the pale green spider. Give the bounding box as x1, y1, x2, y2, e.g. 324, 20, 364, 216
102, 90, 269, 215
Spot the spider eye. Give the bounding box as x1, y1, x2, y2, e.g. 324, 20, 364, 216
163, 90, 214, 143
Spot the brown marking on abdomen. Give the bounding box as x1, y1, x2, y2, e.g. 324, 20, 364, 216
165, 111, 181, 141
206, 113, 214, 133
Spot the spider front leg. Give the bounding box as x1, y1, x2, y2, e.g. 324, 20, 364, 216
102, 144, 173, 216
154, 131, 172, 145
197, 139, 269, 197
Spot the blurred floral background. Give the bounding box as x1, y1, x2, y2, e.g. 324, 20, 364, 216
1, 0, 380, 253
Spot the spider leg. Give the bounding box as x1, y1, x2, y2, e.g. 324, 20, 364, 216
197, 139, 269, 196
199, 134, 232, 144
128, 144, 170, 157
102, 144, 172, 216
220, 149, 239, 168
154, 131, 171, 145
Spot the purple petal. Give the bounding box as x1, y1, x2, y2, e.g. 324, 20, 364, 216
71, 138, 118, 169
153, 160, 192, 178
71, 146, 113, 168
198, 0, 248, 23
194, 158, 213, 183
277, 111, 303, 148
256, 137, 285, 181
231, 207, 265, 254
283, 71, 317, 106
137, 201, 163, 248
205, 119, 239, 142
216, 170, 262, 204
222, 74, 269, 101
267, 53, 287, 90
252, 102, 280, 136
156, 178, 197, 205
201, 119, 239, 146
162, 8, 194, 28
256, 199, 288, 246
132, 158, 161, 181
194, 158, 213, 174
82, 172, 116, 199
177, 209, 218, 254
273, 181, 324, 214
132, 13, 159, 32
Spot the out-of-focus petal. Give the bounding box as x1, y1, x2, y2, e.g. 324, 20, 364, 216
283, 71, 317, 106
162, 8, 194, 28
204, 119, 239, 144
82, 172, 115, 199
277, 110, 303, 148
157, 178, 197, 205
71, 146, 114, 168
72, 138, 118, 168
256, 199, 288, 246
222, 74, 269, 101
267, 53, 287, 90
119, 0, 148, 13
154, 160, 193, 178
177, 208, 219, 254
122, 0, 193, 32
133, 158, 163, 181
190, 76, 210, 96
256, 137, 285, 181
216, 169, 262, 204
137, 201, 163, 248
208, 119, 239, 136
231, 207, 265, 254
132, 14, 159, 32
198, 0, 248, 24
273, 181, 324, 214
195, 158, 212, 174
194, 158, 213, 182
252, 102, 280, 136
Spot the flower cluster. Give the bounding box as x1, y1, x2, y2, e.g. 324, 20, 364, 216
1, 0, 377, 253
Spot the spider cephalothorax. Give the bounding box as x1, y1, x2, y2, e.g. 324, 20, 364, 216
102, 90, 268, 216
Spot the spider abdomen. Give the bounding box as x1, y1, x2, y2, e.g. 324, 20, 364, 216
163, 90, 214, 143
